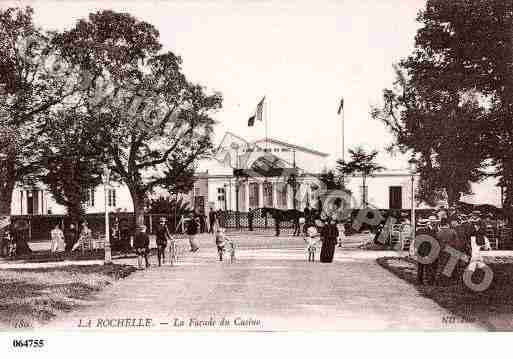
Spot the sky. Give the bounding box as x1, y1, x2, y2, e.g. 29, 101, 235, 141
5, 0, 427, 169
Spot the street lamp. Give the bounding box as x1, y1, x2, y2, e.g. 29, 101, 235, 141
409, 163, 416, 236
102, 165, 112, 264
171, 192, 178, 233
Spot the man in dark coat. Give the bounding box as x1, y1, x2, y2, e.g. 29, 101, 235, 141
248, 208, 254, 231
186, 215, 200, 252
435, 218, 458, 285
155, 217, 170, 266
414, 219, 436, 284
64, 223, 78, 252
208, 209, 217, 233
303, 206, 311, 234
274, 211, 281, 237
134, 225, 150, 269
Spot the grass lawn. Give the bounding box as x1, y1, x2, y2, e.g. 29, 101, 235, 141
0, 264, 136, 329
377, 256, 513, 330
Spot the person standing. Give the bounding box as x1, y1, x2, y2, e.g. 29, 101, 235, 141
414, 219, 436, 284
64, 223, 77, 252
215, 227, 227, 261
50, 223, 65, 257
320, 217, 339, 263
209, 209, 218, 234
248, 208, 254, 232
187, 215, 200, 252
434, 218, 458, 285
336, 220, 345, 247
273, 211, 281, 237
469, 220, 492, 271
72, 221, 92, 252
304, 206, 311, 225
134, 225, 150, 269
155, 217, 171, 266
292, 213, 301, 236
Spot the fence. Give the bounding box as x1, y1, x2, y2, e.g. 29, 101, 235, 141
9, 212, 192, 243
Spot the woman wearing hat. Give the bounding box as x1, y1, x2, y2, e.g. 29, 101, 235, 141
186, 214, 200, 252
319, 216, 339, 263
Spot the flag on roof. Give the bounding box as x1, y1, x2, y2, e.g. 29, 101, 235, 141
248, 97, 265, 126
337, 97, 344, 115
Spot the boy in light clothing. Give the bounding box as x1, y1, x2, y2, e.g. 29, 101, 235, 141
336, 220, 346, 248
305, 224, 320, 262
215, 227, 236, 262
215, 227, 227, 261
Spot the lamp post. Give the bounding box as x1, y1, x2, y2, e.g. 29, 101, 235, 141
231, 143, 241, 228
102, 165, 112, 264
409, 163, 416, 236
171, 192, 178, 233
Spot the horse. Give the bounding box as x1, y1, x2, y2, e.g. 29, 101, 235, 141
261, 207, 304, 236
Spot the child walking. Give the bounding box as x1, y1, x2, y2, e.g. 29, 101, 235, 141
215, 227, 227, 261
336, 220, 346, 248
305, 224, 320, 262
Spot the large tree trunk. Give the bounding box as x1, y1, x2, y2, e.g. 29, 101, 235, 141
127, 184, 146, 228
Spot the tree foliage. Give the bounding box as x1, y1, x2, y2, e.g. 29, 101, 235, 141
336, 147, 384, 206
54, 10, 222, 225
39, 110, 106, 220
371, 0, 512, 207
0, 6, 79, 227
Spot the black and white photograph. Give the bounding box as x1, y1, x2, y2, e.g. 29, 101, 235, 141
2, 0, 513, 354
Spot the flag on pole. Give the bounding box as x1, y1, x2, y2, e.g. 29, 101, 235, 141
337, 97, 344, 115
248, 97, 265, 127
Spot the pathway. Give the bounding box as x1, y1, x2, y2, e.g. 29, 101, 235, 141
42, 235, 482, 331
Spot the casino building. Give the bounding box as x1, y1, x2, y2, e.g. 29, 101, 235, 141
189, 132, 503, 215
10, 131, 503, 216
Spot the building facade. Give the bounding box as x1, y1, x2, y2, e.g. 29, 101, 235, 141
9, 131, 503, 216
11, 183, 133, 215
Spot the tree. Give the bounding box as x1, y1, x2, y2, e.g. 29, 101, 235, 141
39, 109, 106, 221
318, 169, 344, 191
402, 0, 513, 209
372, 66, 488, 206
371, 0, 497, 207
0, 6, 79, 231
54, 10, 222, 226
336, 147, 384, 207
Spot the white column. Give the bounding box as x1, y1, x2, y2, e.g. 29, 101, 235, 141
258, 181, 264, 208
19, 190, 23, 215
272, 180, 278, 208
245, 183, 250, 211
287, 185, 293, 209
40, 190, 44, 215
296, 182, 302, 210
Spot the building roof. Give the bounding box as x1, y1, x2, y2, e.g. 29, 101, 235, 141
253, 137, 329, 157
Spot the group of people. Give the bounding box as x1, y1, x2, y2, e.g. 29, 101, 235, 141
49, 221, 93, 256
133, 214, 202, 270
303, 216, 345, 263
414, 211, 494, 285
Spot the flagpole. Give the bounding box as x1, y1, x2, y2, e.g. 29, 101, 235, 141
341, 102, 344, 163
265, 96, 269, 149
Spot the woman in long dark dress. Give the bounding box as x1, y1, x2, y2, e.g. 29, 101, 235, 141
320, 218, 339, 263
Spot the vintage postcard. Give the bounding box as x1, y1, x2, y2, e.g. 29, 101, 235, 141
1, 0, 513, 354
